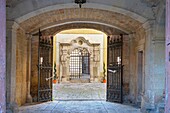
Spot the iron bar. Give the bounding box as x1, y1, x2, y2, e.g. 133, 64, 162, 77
38, 30, 53, 102
107, 35, 123, 103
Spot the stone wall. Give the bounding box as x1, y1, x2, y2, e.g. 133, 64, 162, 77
5, 0, 167, 112
16, 28, 28, 106
122, 31, 147, 105
122, 35, 131, 102
30, 36, 39, 102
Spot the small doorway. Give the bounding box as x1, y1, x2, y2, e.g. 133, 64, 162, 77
69, 48, 90, 79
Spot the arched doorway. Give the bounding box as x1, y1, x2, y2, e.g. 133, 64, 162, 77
69, 48, 90, 79
6, 1, 166, 112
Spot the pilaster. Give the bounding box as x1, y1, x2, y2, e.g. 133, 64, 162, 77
141, 20, 156, 112
56, 42, 60, 83
141, 19, 165, 112
26, 34, 32, 103
6, 20, 19, 113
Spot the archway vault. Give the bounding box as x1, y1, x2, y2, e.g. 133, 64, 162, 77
17, 8, 146, 35
11, 2, 149, 108
5, 1, 167, 112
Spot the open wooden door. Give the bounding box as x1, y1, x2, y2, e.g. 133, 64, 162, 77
107, 35, 123, 103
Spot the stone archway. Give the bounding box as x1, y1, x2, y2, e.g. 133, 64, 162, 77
6, 3, 166, 112
9, 7, 146, 104
17, 8, 144, 34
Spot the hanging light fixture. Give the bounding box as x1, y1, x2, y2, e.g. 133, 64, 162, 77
75, 0, 86, 8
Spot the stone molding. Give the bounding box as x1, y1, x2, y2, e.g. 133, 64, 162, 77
152, 39, 165, 44
59, 36, 101, 82
71, 37, 93, 46
142, 19, 155, 31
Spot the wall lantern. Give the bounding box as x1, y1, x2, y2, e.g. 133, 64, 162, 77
75, 0, 86, 8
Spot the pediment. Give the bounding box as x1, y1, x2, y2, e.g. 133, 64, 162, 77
70, 37, 92, 46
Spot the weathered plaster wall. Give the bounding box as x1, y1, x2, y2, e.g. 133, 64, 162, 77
165, 0, 170, 112
16, 28, 28, 106
0, 0, 6, 112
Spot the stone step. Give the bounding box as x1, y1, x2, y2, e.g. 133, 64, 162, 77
69, 78, 90, 83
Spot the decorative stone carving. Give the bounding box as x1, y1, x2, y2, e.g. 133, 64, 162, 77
93, 47, 100, 62
59, 36, 101, 83
70, 37, 92, 46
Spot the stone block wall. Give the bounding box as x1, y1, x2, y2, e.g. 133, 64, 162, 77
16, 28, 28, 106
122, 36, 130, 102
30, 36, 39, 102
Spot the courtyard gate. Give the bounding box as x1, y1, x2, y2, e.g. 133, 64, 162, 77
107, 35, 123, 103
69, 48, 90, 79
37, 30, 53, 102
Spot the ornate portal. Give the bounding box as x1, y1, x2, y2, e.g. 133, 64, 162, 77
59, 36, 101, 83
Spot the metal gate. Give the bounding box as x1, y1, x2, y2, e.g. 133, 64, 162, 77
69, 48, 90, 78
107, 35, 123, 103
38, 30, 53, 102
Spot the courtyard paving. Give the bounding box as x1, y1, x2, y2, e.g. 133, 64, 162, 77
19, 83, 141, 113
53, 83, 106, 100
19, 101, 141, 113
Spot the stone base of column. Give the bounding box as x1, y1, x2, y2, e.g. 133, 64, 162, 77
94, 78, 99, 82
6, 102, 19, 113
26, 94, 32, 103
140, 93, 156, 113
90, 77, 94, 82
62, 77, 68, 83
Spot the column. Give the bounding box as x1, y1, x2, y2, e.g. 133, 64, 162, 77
26, 34, 32, 103
0, 0, 6, 112
6, 21, 19, 113
90, 48, 94, 82
165, 0, 170, 112
56, 42, 60, 83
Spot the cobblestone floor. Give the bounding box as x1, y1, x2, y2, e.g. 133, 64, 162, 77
19, 83, 141, 113
53, 83, 106, 100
